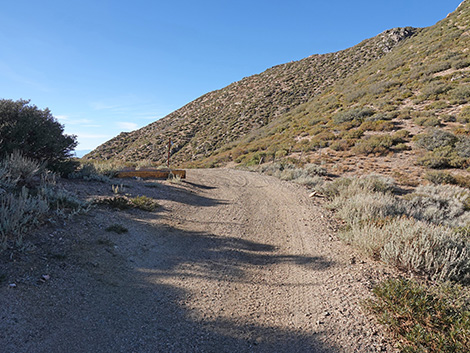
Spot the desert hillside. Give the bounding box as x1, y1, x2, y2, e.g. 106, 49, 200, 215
86, 2, 470, 188
84, 27, 418, 165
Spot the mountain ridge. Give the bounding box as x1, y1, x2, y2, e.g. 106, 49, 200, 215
86, 1, 470, 187
84, 27, 418, 164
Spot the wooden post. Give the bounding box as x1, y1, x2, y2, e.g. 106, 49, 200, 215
167, 137, 171, 168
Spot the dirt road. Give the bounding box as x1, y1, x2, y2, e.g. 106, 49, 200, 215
1, 169, 395, 352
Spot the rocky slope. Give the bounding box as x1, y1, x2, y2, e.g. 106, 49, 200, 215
86, 2, 470, 188
84, 27, 418, 164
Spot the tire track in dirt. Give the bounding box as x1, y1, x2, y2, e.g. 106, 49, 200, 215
1, 168, 397, 352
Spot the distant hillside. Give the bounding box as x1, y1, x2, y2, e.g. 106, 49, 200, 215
84, 27, 418, 164
204, 0, 470, 186
86, 1, 470, 187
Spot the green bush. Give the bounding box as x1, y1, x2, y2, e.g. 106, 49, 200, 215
418, 146, 467, 169
352, 135, 394, 155
95, 196, 132, 210
413, 115, 441, 127
367, 279, 470, 352
130, 196, 160, 211
415, 129, 458, 151
424, 170, 456, 185
68, 163, 111, 182
456, 136, 470, 158
332, 107, 375, 124
0, 188, 49, 249
0, 99, 77, 174
95, 195, 159, 212
450, 85, 470, 104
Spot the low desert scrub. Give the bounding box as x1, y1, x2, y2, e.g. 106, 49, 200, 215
68, 163, 111, 183
130, 196, 160, 211
352, 135, 394, 155
90, 160, 124, 177
346, 217, 470, 282
333, 192, 403, 226
418, 146, 468, 169
95, 195, 159, 212
0, 152, 88, 250
415, 130, 470, 169
105, 224, 128, 234
332, 107, 375, 124
316, 174, 395, 199
415, 129, 458, 151
319, 176, 470, 282
39, 184, 90, 214
424, 170, 456, 185
0, 188, 49, 249
367, 278, 470, 352
403, 184, 470, 227
168, 173, 182, 184
380, 218, 470, 282
255, 162, 326, 188
0, 150, 42, 188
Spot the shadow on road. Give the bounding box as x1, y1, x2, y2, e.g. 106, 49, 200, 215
1, 179, 340, 353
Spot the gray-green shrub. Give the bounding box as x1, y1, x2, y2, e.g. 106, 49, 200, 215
415, 129, 458, 151
0, 188, 49, 248
403, 184, 470, 227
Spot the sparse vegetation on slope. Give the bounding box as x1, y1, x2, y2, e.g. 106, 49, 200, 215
190, 1, 470, 185
85, 27, 418, 165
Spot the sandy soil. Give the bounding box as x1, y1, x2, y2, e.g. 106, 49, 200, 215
0, 169, 397, 352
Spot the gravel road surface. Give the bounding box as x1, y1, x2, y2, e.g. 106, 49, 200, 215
1, 169, 396, 352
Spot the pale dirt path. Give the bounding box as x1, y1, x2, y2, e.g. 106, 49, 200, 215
0, 169, 396, 352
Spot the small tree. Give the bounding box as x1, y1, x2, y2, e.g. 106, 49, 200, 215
0, 99, 78, 174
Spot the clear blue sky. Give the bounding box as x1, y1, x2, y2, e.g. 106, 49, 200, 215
0, 0, 464, 152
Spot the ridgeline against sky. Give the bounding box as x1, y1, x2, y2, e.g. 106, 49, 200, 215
0, 1, 463, 152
